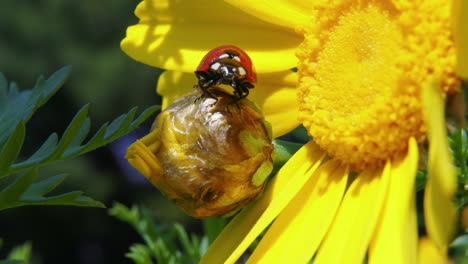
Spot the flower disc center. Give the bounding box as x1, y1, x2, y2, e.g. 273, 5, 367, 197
297, 4, 425, 170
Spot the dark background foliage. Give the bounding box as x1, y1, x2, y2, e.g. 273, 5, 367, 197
0, 1, 200, 263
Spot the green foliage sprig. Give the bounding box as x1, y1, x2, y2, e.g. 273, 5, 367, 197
0, 67, 159, 211
449, 128, 468, 209
110, 203, 227, 264
0, 239, 31, 264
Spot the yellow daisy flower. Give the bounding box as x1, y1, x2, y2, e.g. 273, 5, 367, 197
121, 0, 466, 263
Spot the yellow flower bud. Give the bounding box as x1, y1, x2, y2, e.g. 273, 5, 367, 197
126, 87, 273, 218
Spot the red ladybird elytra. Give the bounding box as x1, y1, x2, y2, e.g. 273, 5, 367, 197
194, 45, 256, 100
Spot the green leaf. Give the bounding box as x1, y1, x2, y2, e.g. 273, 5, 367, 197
61, 117, 91, 158
109, 202, 140, 226
71, 105, 159, 157
0, 66, 165, 234
35, 66, 72, 108
0, 121, 25, 175
4, 104, 158, 177
272, 139, 302, 166
450, 128, 468, 184
110, 203, 207, 264
130, 105, 159, 129
77, 122, 108, 154
21, 190, 103, 207
46, 104, 90, 161
5, 105, 160, 174
0, 241, 32, 264
0, 68, 163, 211
126, 244, 154, 264
22, 174, 66, 197
68, 117, 91, 148
105, 107, 137, 139
8, 82, 19, 96
0, 66, 71, 146
20, 133, 58, 166
0, 91, 31, 146
271, 139, 303, 175
6, 242, 31, 263
451, 234, 468, 263
176, 223, 207, 261
0, 169, 104, 210
415, 170, 427, 192
198, 237, 209, 257
0, 170, 36, 210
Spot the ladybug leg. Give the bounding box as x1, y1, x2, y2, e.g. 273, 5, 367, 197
195, 85, 219, 104
240, 81, 254, 98
205, 90, 219, 107
240, 86, 249, 98
231, 80, 245, 100
226, 81, 242, 111
233, 81, 251, 99
194, 71, 219, 103
227, 82, 252, 110
203, 78, 222, 101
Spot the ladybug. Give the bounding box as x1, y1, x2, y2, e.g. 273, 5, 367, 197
194, 45, 256, 100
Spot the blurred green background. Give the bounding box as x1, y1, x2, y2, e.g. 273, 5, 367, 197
0, 1, 201, 263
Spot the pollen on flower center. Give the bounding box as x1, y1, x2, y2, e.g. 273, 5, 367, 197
314, 6, 401, 117
296, 1, 459, 170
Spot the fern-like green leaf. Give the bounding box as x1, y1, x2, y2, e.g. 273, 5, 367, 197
6, 242, 31, 263
22, 174, 66, 197
450, 128, 468, 181
110, 203, 208, 264
0, 170, 35, 209
72, 105, 159, 157
27, 133, 59, 161
46, 104, 90, 161
0, 169, 104, 210
2, 104, 159, 177
105, 107, 137, 139
0, 241, 32, 264
0, 66, 71, 145
0, 67, 158, 211
0, 121, 25, 174
126, 244, 154, 264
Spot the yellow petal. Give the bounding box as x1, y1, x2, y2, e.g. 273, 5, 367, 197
418, 237, 449, 264
121, 0, 301, 73
247, 160, 348, 263
200, 141, 325, 264
225, 0, 313, 30
243, 70, 300, 137
369, 138, 419, 264
157, 70, 300, 137
453, 0, 468, 78
422, 80, 457, 249
314, 162, 392, 264
157, 71, 195, 109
